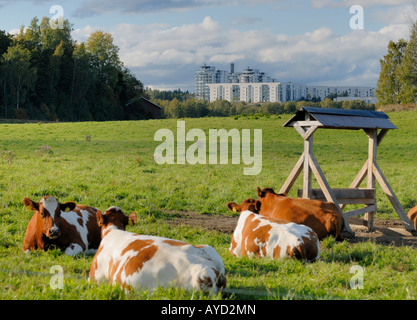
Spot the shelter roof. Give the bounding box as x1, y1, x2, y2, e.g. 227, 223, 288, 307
283, 107, 397, 130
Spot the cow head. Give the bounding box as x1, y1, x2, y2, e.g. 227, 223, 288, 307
257, 187, 286, 198
227, 198, 261, 214
23, 196, 76, 239
96, 206, 137, 233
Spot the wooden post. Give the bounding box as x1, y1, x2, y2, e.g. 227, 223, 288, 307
303, 134, 313, 199
302, 113, 313, 199
365, 129, 377, 231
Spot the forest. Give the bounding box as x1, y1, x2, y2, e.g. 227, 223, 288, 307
0, 17, 147, 121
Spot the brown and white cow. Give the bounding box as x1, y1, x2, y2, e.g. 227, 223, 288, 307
89, 206, 226, 293
22, 196, 101, 256
230, 210, 320, 262
257, 187, 345, 240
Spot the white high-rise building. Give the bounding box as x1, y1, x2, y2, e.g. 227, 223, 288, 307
196, 64, 375, 103
195, 64, 274, 101
207, 82, 376, 103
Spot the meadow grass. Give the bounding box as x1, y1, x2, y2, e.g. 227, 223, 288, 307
1, 112, 417, 299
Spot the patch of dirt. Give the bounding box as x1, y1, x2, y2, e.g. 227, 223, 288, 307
164, 211, 239, 234
164, 211, 417, 247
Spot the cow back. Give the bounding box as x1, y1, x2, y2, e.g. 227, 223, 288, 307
90, 230, 226, 293
230, 211, 320, 262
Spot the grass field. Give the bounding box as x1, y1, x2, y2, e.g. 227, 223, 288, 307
1, 111, 417, 300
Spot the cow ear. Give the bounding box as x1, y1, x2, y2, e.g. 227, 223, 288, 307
96, 210, 104, 227
257, 187, 264, 198
255, 200, 262, 212
128, 212, 137, 226
60, 202, 76, 212
23, 198, 38, 211
227, 202, 238, 213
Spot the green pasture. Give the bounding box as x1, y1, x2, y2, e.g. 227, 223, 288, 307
1, 112, 417, 299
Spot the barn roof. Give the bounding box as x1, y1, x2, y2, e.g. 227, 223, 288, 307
283, 107, 397, 130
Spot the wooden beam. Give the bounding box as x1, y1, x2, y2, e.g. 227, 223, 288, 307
303, 135, 313, 199
304, 126, 319, 141
308, 153, 341, 209
286, 120, 321, 127
372, 162, 415, 232
308, 153, 353, 234
298, 188, 376, 205
344, 205, 377, 219
377, 129, 389, 146
279, 152, 305, 195
365, 129, 377, 231
293, 123, 307, 138
340, 160, 369, 210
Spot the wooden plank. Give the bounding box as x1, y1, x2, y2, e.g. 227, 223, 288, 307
298, 188, 376, 205
344, 205, 377, 218
279, 152, 305, 195
340, 160, 370, 210
372, 162, 415, 232
286, 120, 322, 127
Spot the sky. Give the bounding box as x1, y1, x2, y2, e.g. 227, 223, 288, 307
0, 0, 415, 92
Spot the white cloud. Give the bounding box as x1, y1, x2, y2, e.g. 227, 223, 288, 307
73, 15, 410, 90
311, 0, 412, 9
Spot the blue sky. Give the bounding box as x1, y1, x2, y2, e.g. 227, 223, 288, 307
0, 0, 414, 91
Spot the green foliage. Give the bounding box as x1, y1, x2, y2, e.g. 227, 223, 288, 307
155, 98, 375, 119
377, 20, 417, 105
0, 17, 147, 121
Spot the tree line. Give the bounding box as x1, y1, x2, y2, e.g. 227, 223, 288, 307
0, 17, 147, 121
376, 21, 417, 105
153, 97, 375, 119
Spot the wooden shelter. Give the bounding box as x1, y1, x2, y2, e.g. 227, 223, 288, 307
280, 107, 415, 235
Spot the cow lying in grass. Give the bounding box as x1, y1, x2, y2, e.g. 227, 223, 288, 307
229, 209, 320, 262
89, 206, 226, 293
22, 196, 101, 256
257, 187, 345, 240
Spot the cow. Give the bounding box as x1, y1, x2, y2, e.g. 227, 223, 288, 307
257, 187, 345, 240
22, 196, 101, 256
230, 210, 320, 262
227, 198, 261, 214
89, 206, 226, 293
408, 205, 417, 230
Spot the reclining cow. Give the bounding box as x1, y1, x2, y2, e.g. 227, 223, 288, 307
256, 187, 345, 240
89, 206, 226, 293
228, 206, 320, 262
22, 196, 101, 256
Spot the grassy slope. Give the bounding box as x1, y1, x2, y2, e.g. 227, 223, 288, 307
0, 112, 417, 299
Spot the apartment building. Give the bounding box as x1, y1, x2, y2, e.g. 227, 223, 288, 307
196, 64, 375, 103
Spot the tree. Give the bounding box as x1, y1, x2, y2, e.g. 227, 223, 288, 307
86, 31, 122, 88
397, 21, 417, 103
376, 39, 407, 105
2, 44, 36, 112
